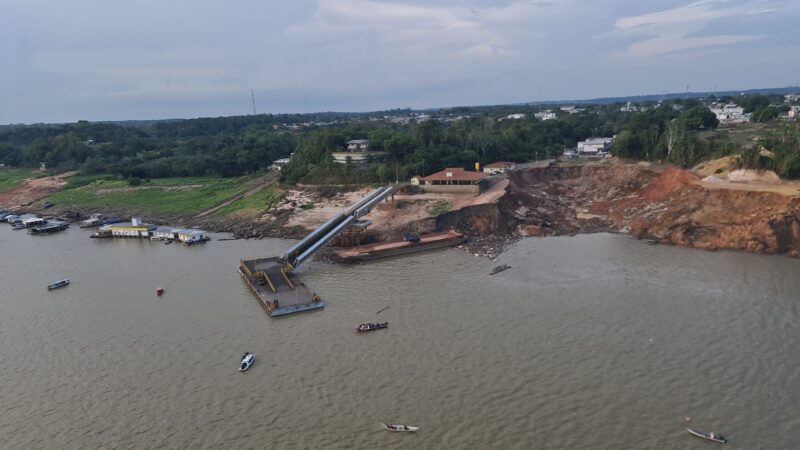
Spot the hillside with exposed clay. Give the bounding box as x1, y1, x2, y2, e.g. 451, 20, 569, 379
435, 160, 800, 257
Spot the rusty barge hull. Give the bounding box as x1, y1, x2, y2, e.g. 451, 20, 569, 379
239, 257, 324, 317
333, 230, 466, 262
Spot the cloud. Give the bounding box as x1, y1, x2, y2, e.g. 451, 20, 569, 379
612, 0, 782, 56
284, 0, 558, 63
2, 0, 799, 123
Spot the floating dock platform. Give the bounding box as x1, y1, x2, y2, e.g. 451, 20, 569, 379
239, 257, 324, 317
333, 230, 466, 262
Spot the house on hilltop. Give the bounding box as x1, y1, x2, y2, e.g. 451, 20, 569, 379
576, 137, 615, 157
411, 168, 489, 194
333, 139, 384, 165
710, 103, 751, 125
482, 161, 516, 174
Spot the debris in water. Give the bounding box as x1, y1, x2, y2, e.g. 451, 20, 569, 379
489, 264, 511, 276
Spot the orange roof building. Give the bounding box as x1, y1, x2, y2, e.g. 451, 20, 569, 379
415, 167, 488, 185
411, 167, 489, 194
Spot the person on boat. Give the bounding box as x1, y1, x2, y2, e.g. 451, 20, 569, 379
709, 432, 715, 439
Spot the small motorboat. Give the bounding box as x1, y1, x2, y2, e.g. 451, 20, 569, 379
156, 287, 165, 296
687, 427, 727, 443
48, 279, 70, 290
239, 352, 255, 372
381, 423, 418, 432
356, 322, 388, 333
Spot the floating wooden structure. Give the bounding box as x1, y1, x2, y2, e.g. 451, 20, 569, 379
333, 230, 466, 262
29, 220, 69, 235
238, 187, 396, 318
239, 257, 324, 317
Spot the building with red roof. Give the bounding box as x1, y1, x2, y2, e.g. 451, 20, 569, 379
410, 167, 489, 194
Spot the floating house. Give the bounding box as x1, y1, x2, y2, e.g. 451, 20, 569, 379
107, 217, 156, 238
152, 226, 179, 240
22, 217, 46, 228
176, 229, 209, 244
29, 220, 69, 235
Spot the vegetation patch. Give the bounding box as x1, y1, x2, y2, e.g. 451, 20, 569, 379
427, 200, 453, 217
46, 176, 252, 215
213, 187, 276, 216
300, 202, 316, 211
0, 168, 40, 193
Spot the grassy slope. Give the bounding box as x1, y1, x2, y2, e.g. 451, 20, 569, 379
0, 168, 40, 193
212, 187, 276, 216
47, 176, 253, 215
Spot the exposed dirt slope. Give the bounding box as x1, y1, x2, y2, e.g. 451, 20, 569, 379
486, 164, 800, 257
0, 173, 74, 209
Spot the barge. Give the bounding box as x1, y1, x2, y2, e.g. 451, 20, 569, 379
239, 257, 324, 317
333, 230, 466, 262
29, 220, 69, 235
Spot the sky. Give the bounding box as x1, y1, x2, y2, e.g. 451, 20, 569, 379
1, 0, 799, 124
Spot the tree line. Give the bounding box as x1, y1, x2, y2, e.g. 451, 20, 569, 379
1, 94, 797, 183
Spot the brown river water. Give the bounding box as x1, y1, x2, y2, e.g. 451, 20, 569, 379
1, 225, 799, 449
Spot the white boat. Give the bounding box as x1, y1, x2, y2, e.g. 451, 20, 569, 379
239, 352, 255, 372
48, 279, 70, 290
687, 427, 727, 443
381, 423, 419, 432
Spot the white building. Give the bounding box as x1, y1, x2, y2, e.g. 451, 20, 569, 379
346, 139, 370, 152
106, 221, 156, 238
560, 106, 584, 114
620, 101, 648, 113
271, 158, 291, 171
482, 161, 516, 174
535, 111, 557, 120
505, 113, 526, 120
577, 137, 615, 157
710, 103, 751, 124
788, 106, 799, 118
176, 229, 208, 244
152, 226, 178, 240
333, 139, 384, 165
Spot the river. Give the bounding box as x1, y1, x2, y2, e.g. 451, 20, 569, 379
1, 225, 798, 449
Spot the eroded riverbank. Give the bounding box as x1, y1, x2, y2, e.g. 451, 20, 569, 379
10, 161, 800, 258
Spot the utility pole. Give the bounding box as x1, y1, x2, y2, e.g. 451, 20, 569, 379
251, 89, 257, 115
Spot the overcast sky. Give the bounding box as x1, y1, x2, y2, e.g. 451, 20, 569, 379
2, 0, 798, 123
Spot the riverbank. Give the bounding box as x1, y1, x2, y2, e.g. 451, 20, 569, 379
5, 160, 800, 258
493, 161, 800, 257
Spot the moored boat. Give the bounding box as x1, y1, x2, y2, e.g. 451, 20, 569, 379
687, 427, 727, 443
356, 322, 388, 333
47, 279, 70, 290
80, 215, 104, 228
239, 352, 255, 372
30, 220, 69, 235
381, 423, 418, 432
156, 287, 165, 296
333, 230, 466, 262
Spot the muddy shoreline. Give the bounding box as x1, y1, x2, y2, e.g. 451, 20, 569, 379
17, 162, 800, 259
